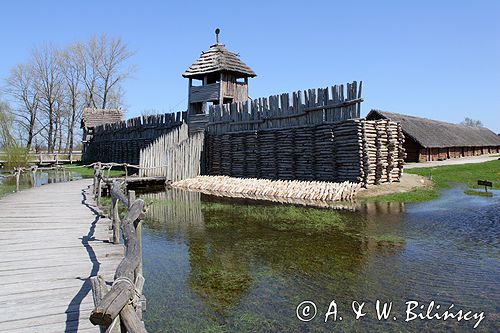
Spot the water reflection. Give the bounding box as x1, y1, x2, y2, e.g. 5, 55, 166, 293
140, 188, 499, 332
0, 168, 82, 195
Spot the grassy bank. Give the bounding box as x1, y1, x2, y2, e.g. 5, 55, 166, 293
64, 164, 125, 178
365, 160, 499, 203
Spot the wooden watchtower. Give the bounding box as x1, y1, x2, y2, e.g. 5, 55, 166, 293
183, 29, 256, 131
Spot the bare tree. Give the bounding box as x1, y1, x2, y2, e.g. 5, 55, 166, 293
3, 35, 135, 153
77, 35, 134, 109
60, 44, 83, 156
4, 63, 40, 149
460, 117, 483, 127
96, 35, 135, 109
32, 44, 64, 152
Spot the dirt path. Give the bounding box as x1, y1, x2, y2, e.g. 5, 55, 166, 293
357, 173, 432, 198
404, 154, 499, 169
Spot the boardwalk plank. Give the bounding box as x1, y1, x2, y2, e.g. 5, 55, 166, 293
0, 179, 122, 333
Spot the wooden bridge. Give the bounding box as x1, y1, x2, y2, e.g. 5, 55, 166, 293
0, 151, 82, 167
0, 171, 147, 332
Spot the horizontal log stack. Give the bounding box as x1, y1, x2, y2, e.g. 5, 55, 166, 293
204, 119, 405, 187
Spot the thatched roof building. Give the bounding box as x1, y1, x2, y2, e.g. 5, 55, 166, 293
367, 110, 500, 162
81, 108, 124, 156
81, 108, 124, 129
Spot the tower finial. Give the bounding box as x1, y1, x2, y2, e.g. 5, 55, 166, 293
215, 28, 220, 44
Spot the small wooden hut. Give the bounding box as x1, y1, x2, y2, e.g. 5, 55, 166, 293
367, 110, 500, 162
81, 108, 124, 154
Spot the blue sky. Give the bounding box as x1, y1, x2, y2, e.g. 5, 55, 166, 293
1, 0, 499, 132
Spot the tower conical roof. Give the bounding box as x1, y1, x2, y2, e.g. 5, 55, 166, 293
183, 43, 256, 79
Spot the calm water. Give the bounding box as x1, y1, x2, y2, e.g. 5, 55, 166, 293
139, 188, 500, 332
0, 168, 82, 195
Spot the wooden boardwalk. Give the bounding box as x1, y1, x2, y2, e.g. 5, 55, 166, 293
0, 179, 124, 332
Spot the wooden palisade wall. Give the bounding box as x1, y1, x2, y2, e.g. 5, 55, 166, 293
207, 81, 363, 134
83, 111, 187, 165
139, 123, 204, 181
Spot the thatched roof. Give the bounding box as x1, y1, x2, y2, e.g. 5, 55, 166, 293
183, 43, 256, 79
81, 108, 124, 129
366, 110, 500, 148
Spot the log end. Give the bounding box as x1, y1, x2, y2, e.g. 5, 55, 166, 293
90, 310, 113, 326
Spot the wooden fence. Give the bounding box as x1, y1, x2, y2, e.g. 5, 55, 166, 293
205, 119, 405, 186
90, 167, 148, 332
207, 81, 363, 135
83, 111, 187, 165
139, 123, 205, 181
0, 151, 82, 166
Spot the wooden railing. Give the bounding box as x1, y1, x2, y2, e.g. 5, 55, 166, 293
0, 150, 82, 165
90, 163, 148, 332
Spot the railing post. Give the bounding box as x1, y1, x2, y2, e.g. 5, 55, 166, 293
15, 168, 21, 192
93, 164, 98, 197
112, 197, 120, 244
128, 190, 142, 277
31, 166, 37, 187
94, 162, 102, 205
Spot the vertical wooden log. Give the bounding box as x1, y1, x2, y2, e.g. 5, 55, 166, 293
97, 176, 102, 206
90, 276, 121, 333
31, 167, 36, 187
128, 190, 136, 209
128, 190, 142, 277
15, 168, 20, 192
112, 197, 121, 244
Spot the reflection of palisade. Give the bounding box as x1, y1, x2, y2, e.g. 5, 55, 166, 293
140, 189, 205, 233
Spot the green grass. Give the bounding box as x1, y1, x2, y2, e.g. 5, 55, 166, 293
364, 188, 438, 203
406, 160, 500, 190
372, 234, 405, 246
0, 181, 16, 198
64, 164, 125, 178
464, 189, 493, 197
364, 160, 499, 203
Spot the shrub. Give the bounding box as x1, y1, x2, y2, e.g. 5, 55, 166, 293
3, 145, 29, 170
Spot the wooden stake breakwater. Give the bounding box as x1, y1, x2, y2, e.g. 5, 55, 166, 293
207, 81, 363, 134
205, 119, 405, 186
138, 123, 205, 181
173, 176, 361, 202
